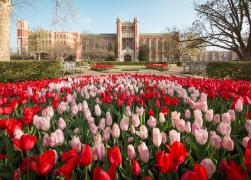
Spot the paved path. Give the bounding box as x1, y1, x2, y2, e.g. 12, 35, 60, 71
64, 66, 204, 78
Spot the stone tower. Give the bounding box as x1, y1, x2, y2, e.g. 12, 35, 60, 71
133, 17, 139, 61
17, 20, 29, 55
116, 18, 122, 61
0, 0, 12, 61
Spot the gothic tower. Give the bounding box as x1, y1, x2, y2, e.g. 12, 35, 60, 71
17, 20, 29, 55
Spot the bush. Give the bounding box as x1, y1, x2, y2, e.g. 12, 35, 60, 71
138, 45, 149, 61
177, 61, 183, 67
206, 61, 251, 81
0, 60, 62, 83
145, 64, 169, 71
90, 64, 114, 71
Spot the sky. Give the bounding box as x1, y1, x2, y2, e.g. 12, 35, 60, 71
10, 0, 197, 51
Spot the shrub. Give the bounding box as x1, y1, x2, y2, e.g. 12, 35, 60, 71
206, 61, 251, 81
0, 60, 62, 83
90, 64, 114, 71
138, 45, 150, 61
177, 61, 183, 67
145, 63, 169, 71
92, 61, 167, 66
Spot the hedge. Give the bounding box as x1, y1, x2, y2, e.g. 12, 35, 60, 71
206, 61, 251, 81
0, 60, 62, 83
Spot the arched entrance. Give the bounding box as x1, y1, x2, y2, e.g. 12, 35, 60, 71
124, 55, 132, 61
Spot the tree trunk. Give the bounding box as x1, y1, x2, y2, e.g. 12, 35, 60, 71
0, 0, 11, 61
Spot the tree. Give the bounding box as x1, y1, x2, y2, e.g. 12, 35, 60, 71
0, 0, 76, 61
138, 45, 149, 61
166, 27, 204, 62
193, 0, 251, 61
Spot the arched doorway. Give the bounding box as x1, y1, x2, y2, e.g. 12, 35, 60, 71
124, 55, 132, 61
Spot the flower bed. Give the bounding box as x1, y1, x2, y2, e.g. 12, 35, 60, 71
0, 74, 251, 180
90, 64, 114, 71
145, 63, 169, 71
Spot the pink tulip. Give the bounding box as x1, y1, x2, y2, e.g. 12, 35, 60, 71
185, 121, 191, 133
222, 135, 234, 151
194, 110, 203, 128
245, 120, 251, 133
200, 92, 208, 102
192, 122, 200, 134
90, 123, 98, 135
58, 117, 66, 130
42, 106, 54, 119
43, 134, 50, 147
14, 129, 24, 140
33, 115, 51, 131
152, 128, 162, 147
185, 109, 191, 119
209, 131, 222, 149
93, 143, 106, 161
112, 123, 120, 138
242, 136, 250, 148
235, 99, 243, 112
95, 104, 102, 116
70, 136, 82, 152
161, 132, 167, 144
159, 112, 165, 124
200, 159, 216, 178
228, 110, 236, 121
103, 127, 111, 142
98, 118, 106, 130
71, 105, 78, 116
137, 142, 149, 163
132, 114, 140, 127
128, 137, 134, 143
125, 106, 132, 117
139, 125, 148, 139
120, 117, 129, 131
127, 144, 136, 160
106, 112, 113, 126
169, 129, 180, 145
205, 109, 214, 122
221, 113, 231, 124
217, 122, 231, 136
94, 133, 102, 145
213, 114, 221, 123
176, 119, 186, 132
194, 128, 208, 145
147, 116, 157, 128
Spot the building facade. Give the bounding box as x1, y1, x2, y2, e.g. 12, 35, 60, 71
17, 18, 181, 61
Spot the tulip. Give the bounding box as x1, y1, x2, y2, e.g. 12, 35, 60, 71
99, 118, 106, 130
222, 135, 234, 151
168, 142, 188, 171
93, 143, 106, 161
13, 134, 36, 151
70, 136, 82, 152
155, 151, 172, 174
138, 142, 149, 163
245, 120, 251, 133
95, 104, 102, 116
185, 121, 191, 133
217, 122, 231, 136
148, 108, 155, 116
194, 129, 208, 145
169, 129, 180, 145
243, 137, 250, 148
61, 148, 78, 162
103, 127, 111, 142
176, 119, 186, 133
147, 116, 157, 128
153, 128, 162, 147
132, 114, 140, 127
112, 123, 120, 138
0, 154, 7, 160
120, 117, 129, 131
185, 109, 191, 119
90, 123, 98, 135
210, 131, 222, 149
108, 146, 122, 168
235, 99, 243, 112
127, 144, 136, 160
79, 144, 92, 167
139, 125, 148, 139
93, 166, 111, 180
71, 105, 78, 116
159, 112, 165, 124
161, 132, 167, 144
58, 117, 66, 130
200, 158, 216, 178
132, 159, 141, 176
213, 114, 221, 123
220, 160, 246, 180
221, 113, 231, 124
181, 164, 208, 180
205, 109, 213, 122
228, 110, 236, 121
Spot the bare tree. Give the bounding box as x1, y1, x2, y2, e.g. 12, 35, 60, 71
166, 27, 203, 62
193, 0, 251, 61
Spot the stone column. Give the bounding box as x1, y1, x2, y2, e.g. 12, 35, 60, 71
149, 38, 152, 61
134, 17, 139, 61
155, 39, 158, 61
116, 18, 123, 61
0, 0, 12, 61
161, 38, 164, 61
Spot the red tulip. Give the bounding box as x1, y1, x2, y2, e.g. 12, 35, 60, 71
244, 148, 251, 173
20, 157, 37, 172
247, 110, 251, 120
32, 150, 57, 175
167, 141, 188, 171
3, 106, 13, 115
161, 106, 170, 115
93, 166, 111, 180
79, 144, 92, 166
62, 148, 78, 162
32, 93, 39, 104
155, 99, 161, 108
163, 96, 171, 106
107, 164, 117, 180
0, 154, 7, 160
143, 176, 152, 180
170, 97, 179, 106
13, 168, 20, 180
108, 146, 122, 168
54, 156, 80, 180
243, 96, 251, 105
148, 109, 155, 117
13, 134, 36, 151
131, 159, 141, 176
220, 160, 246, 180
155, 151, 172, 174
181, 164, 208, 180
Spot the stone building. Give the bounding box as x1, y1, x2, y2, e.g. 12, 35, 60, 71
17, 17, 180, 61
0, 0, 12, 61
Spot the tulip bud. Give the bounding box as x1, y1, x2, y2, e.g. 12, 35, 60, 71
169, 129, 180, 145
127, 144, 136, 160
112, 123, 120, 138
137, 142, 149, 163
58, 117, 66, 130
152, 128, 162, 147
